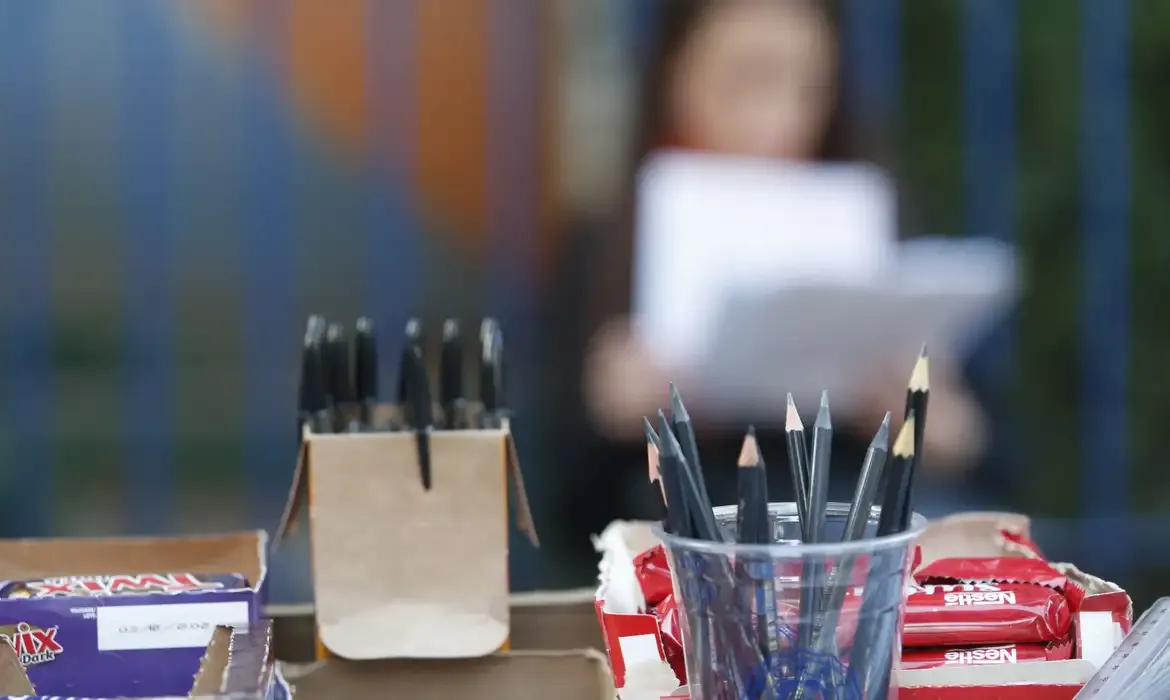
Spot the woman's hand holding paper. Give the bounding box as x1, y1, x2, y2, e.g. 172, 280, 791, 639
584, 318, 685, 439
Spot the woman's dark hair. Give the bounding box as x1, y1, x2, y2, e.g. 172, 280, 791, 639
586, 0, 866, 329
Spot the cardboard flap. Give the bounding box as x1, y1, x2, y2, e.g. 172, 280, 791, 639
916, 512, 1032, 568
504, 420, 539, 548
0, 532, 267, 585
284, 650, 614, 700
275, 437, 311, 548
0, 644, 35, 695
310, 431, 510, 659
190, 626, 234, 696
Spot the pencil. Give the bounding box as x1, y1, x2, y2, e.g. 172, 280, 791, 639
670, 384, 713, 516
900, 347, 929, 531
856, 415, 916, 698
784, 394, 812, 541
813, 413, 890, 652
660, 413, 720, 542
644, 417, 668, 519
875, 413, 917, 538
807, 390, 832, 544
736, 429, 775, 656
656, 410, 692, 538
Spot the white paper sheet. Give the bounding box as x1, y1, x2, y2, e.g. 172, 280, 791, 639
633, 150, 897, 369
630, 150, 1018, 418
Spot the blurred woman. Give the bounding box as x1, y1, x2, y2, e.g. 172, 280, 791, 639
538, 0, 990, 585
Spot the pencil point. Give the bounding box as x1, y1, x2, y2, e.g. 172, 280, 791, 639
785, 393, 803, 431
816, 390, 831, 429
669, 383, 690, 422
872, 412, 892, 447
738, 430, 761, 467
643, 416, 661, 448
919, 343, 928, 358
893, 412, 916, 457
909, 352, 930, 392
657, 410, 678, 456
647, 441, 660, 484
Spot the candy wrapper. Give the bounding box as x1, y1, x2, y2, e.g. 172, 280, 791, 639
902, 581, 1072, 647
902, 640, 1073, 671
0, 573, 249, 599
634, 546, 673, 609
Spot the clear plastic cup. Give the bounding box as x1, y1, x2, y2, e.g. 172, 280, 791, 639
655, 502, 926, 700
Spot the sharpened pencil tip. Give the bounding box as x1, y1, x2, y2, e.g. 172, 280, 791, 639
657, 410, 678, 456
669, 383, 690, 422
643, 416, 661, 448
909, 352, 930, 392
646, 441, 660, 484
785, 393, 803, 431
738, 430, 761, 467
872, 412, 892, 447
815, 390, 831, 428
894, 413, 916, 457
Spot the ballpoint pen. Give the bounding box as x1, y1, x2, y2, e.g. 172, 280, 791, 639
298, 315, 332, 435
353, 317, 378, 431
398, 319, 434, 489
440, 319, 466, 430
325, 323, 361, 432
478, 318, 505, 429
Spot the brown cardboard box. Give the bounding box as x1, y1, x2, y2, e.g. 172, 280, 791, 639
268, 588, 603, 663
0, 623, 282, 699
277, 417, 538, 660
283, 650, 614, 700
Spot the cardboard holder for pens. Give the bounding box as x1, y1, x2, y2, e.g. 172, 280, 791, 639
276, 403, 539, 661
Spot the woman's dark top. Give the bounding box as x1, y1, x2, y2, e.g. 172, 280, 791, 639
535, 221, 879, 587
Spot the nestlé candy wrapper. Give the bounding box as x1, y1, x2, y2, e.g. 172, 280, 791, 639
901, 640, 1073, 671
0, 572, 249, 598
915, 557, 1068, 593
652, 592, 686, 681
634, 545, 673, 608
902, 581, 1071, 647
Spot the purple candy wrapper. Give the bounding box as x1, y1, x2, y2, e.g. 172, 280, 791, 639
0, 573, 248, 600
0, 572, 262, 697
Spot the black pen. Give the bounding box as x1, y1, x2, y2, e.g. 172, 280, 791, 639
398, 319, 434, 489
298, 315, 331, 435
353, 317, 379, 431
325, 323, 361, 433
440, 319, 466, 429
478, 318, 505, 429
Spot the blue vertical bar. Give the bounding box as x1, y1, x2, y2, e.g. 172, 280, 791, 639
487, 0, 542, 590
119, 0, 176, 533
961, 0, 1017, 487
364, 0, 419, 381
241, 0, 295, 523
841, 0, 901, 129
962, 0, 1017, 245
0, 1, 52, 536
1080, 0, 1131, 573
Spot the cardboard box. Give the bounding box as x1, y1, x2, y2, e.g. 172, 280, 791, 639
0, 622, 289, 700
0, 532, 267, 698
276, 416, 539, 661
595, 513, 1132, 700
282, 649, 613, 700
267, 588, 603, 663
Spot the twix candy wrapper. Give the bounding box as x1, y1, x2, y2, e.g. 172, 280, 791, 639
0, 572, 249, 599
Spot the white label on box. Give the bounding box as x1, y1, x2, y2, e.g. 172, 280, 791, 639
95, 601, 250, 651
619, 634, 662, 666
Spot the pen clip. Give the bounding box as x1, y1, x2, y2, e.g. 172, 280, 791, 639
440, 319, 465, 429
353, 317, 378, 430
478, 318, 505, 428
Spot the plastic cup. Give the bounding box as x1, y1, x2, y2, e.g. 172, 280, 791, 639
655, 502, 926, 700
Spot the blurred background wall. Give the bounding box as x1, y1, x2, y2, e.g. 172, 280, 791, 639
1, 0, 1169, 606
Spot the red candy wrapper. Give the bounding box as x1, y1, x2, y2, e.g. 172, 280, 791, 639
902, 640, 1073, 670
916, 557, 1068, 593
903, 581, 1071, 647
652, 593, 686, 681
634, 545, 674, 607
999, 530, 1048, 560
